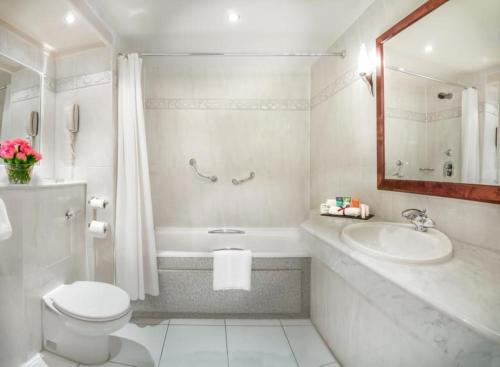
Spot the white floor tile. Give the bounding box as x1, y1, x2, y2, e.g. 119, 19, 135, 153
280, 319, 312, 326
110, 323, 168, 367
131, 318, 170, 326
26, 352, 77, 367
226, 319, 281, 326
227, 326, 298, 367
283, 325, 335, 367
159, 325, 227, 367
169, 318, 225, 326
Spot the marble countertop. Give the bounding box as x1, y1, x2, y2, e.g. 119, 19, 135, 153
0, 179, 86, 190
301, 212, 500, 345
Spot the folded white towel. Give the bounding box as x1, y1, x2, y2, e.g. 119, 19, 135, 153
213, 249, 252, 291
0, 198, 12, 241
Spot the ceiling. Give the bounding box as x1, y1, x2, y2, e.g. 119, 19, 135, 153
385, 0, 500, 78
0, 0, 105, 54
87, 0, 373, 53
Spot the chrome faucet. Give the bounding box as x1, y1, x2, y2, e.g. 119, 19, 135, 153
401, 208, 435, 232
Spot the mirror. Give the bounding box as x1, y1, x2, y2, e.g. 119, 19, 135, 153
377, 0, 500, 203
0, 54, 42, 156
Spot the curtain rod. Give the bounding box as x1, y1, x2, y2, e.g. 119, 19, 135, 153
119, 51, 346, 58
386, 65, 473, 90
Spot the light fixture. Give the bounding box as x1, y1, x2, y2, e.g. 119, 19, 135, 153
424, 44, 433, 53
358, 43, 374, 96
227, 10, 240, 24
64, 12, 76, 24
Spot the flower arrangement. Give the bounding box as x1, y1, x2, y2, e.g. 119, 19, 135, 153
0, 138, 42, 184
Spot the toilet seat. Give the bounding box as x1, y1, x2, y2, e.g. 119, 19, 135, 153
50, 281, 131, 322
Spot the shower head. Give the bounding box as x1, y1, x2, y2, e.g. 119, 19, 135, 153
437, 92, 453, 100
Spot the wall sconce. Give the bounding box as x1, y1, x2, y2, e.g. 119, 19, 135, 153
358, 43, 374, 96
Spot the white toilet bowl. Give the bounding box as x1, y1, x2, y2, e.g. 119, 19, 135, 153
43, 281, 132, 365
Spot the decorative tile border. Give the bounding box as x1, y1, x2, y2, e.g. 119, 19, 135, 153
311, 67, 360, 108
386, 108, 426, 122
56, 71, 112, 92
43, 76, 56, 93
145, 98, 310, 111
10, 85, 40, 102
427, 107, 461, 122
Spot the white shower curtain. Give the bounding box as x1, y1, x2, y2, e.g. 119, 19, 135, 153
116, 54, 159, 300
460, 87, 480, 183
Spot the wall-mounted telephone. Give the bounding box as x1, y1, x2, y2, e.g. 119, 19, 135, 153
66, 104, 79, 133
26, 111, 39, 137
67, 104, 80, 167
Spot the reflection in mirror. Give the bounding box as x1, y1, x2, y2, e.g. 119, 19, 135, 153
383, 0, 500, 185
0, 54, 42, 157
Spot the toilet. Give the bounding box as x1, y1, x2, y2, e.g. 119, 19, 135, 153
42, 281, 132, 365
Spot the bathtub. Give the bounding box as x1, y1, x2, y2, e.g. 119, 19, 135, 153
155, 227, 311, 258
132, 227, 312, 319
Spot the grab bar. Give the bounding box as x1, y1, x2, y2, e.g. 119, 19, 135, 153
211, 247, 246, 252
232, 171, 255, 185
208, 229, 245, 234
189, 158, 218, 182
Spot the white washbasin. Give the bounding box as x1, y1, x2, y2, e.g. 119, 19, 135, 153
341, 222, 453, 264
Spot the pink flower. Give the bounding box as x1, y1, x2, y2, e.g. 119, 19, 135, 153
33, 151, 42, 161
16, 152, 27, 161
0, 138, 42, 162
13, 138, 30, 147
0, 146, 15, 159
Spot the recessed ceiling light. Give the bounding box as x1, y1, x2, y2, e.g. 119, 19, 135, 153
424, 44, 433, 53
64, 12, 76, 24
227, 11, 240, 24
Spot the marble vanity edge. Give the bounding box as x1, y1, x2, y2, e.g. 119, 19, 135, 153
0, 180, 86, 191
300, 216, 500, 365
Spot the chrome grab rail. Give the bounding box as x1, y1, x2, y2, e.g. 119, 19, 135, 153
232, 171, 255, 185
208, 229, 245, 234
189, 158, 218, 182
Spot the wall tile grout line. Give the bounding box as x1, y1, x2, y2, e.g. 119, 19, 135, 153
157, 319, 171, 367
224, 319, 230, 367
280, 321, 301, 367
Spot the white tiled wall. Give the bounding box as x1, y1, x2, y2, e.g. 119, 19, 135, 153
309, 0, 500, 253
144, 60, 310, 227
0, 184, 86, 367
54, 47, 116, 283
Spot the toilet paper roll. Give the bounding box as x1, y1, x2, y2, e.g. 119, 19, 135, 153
89, 197, 108, 209
88, 220, 108, 238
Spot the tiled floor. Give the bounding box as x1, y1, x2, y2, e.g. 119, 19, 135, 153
31, 319, 340, 367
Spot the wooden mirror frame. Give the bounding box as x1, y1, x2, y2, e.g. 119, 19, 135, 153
376, 0, 500, 204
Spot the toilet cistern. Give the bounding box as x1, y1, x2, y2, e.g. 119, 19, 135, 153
402, 208, 435, 232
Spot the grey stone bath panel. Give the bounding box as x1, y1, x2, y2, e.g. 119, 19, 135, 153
134, 269, 302, 314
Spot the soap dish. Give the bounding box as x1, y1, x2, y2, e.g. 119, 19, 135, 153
321, 213, 374, 220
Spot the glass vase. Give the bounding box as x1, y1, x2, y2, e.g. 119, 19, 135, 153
5, 163, 34, 184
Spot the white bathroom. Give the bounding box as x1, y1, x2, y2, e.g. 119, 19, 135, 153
0, 0, 499, 366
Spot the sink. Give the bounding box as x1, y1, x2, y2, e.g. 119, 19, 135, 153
341, 222, 453, 264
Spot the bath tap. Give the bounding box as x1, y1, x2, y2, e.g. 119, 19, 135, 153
401, 208, 435, 232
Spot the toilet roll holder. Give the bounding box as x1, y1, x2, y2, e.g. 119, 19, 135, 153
87, 196, 108, 233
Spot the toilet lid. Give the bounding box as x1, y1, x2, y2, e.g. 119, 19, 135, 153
51, 281, 131, 322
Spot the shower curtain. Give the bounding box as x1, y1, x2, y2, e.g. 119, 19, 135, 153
461, 87, 480, 183
116, 54, 159, 300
